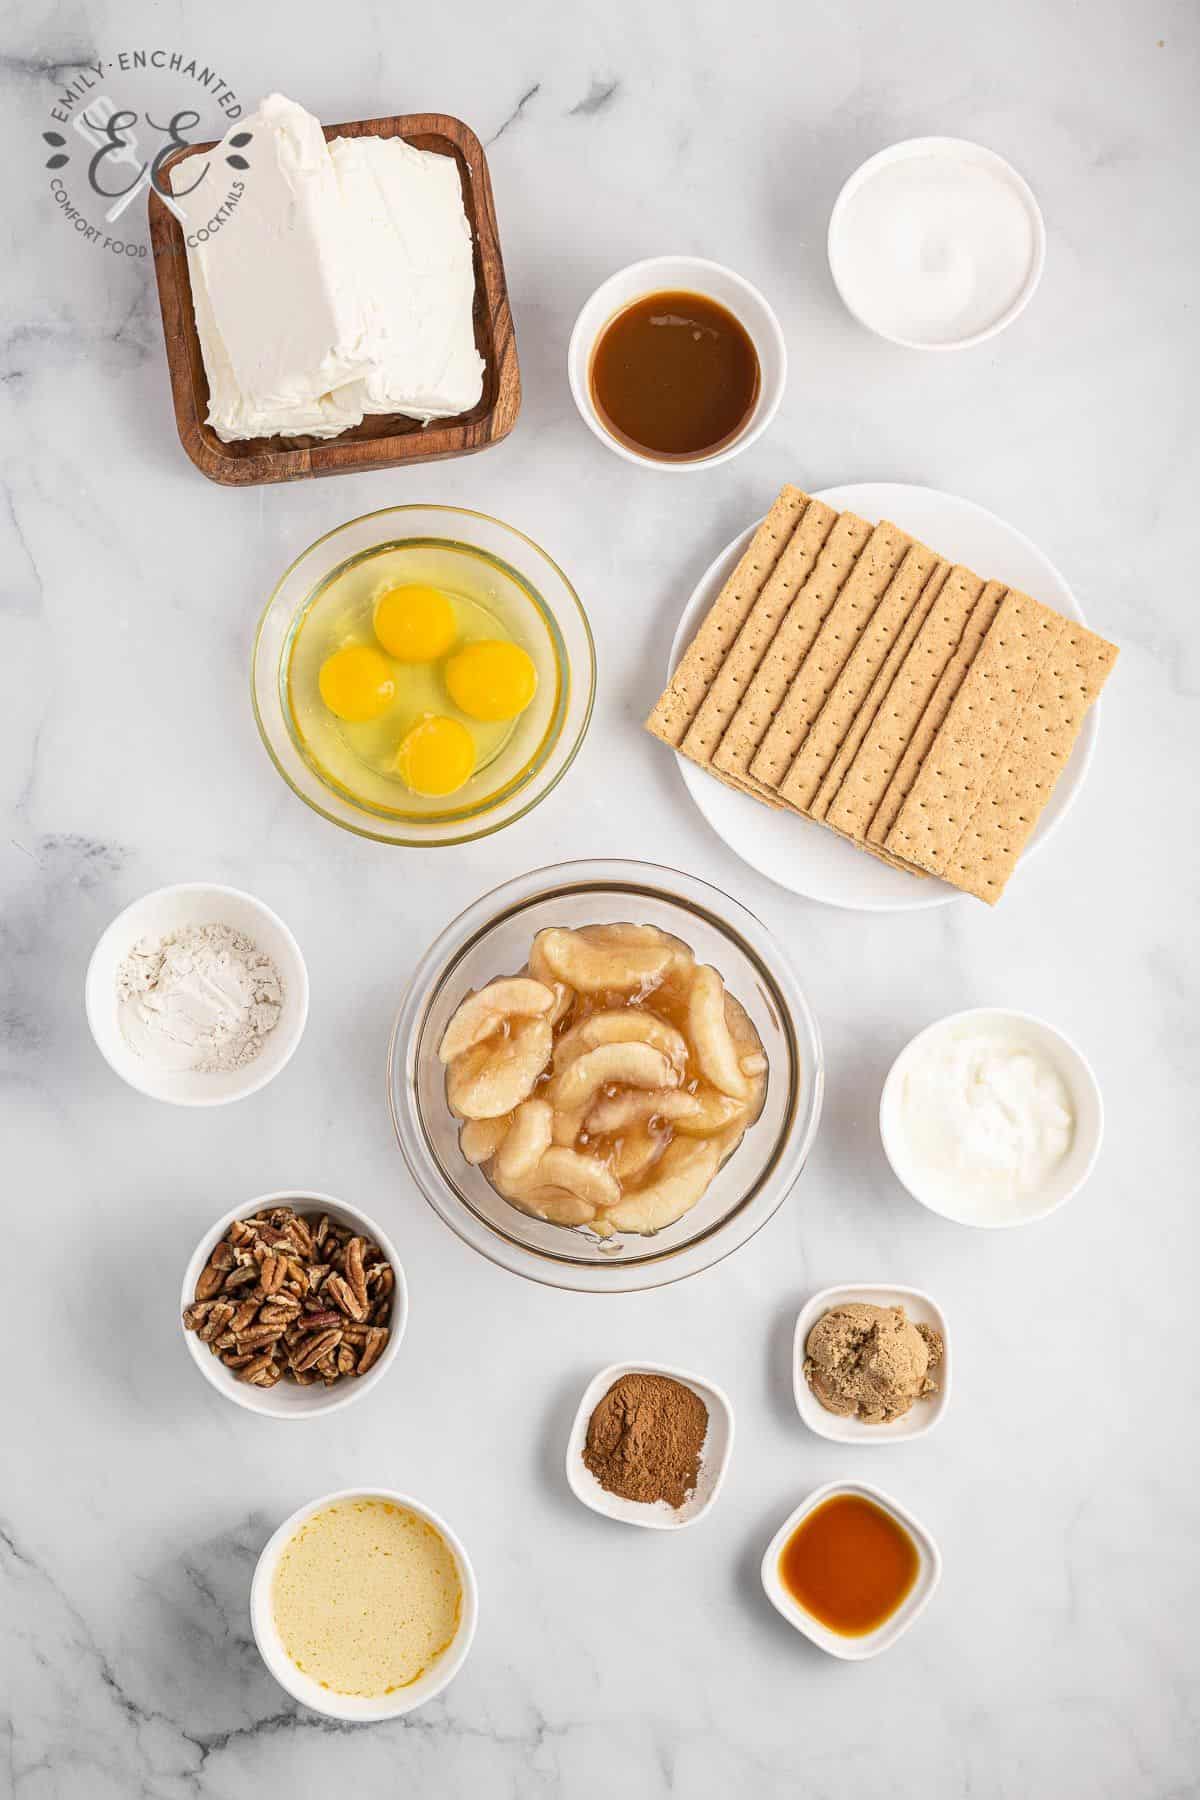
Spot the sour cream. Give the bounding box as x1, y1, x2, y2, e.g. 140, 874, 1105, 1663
887, 1017, 1078, 1226
828, 138, 1044, 348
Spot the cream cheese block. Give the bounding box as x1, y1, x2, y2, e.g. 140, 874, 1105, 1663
330, 133, 484, 424
170, 94, 377, 441
171, 93, 483, 442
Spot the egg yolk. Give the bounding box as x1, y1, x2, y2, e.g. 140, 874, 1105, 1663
395, 715, 476, 797
374, 585, 458, 662
445, 640, 537, 722
318, 644, 396, 723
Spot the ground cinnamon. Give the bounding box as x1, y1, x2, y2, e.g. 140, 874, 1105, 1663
582, 1372, 708, 1509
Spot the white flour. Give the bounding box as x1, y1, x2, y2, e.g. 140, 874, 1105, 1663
116, 923, 284, 1073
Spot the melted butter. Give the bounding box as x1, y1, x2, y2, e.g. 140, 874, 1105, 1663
272, 1499, 462, 1697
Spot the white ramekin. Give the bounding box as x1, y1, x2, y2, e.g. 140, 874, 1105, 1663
250, 1487, 478, 1720
827, 137, 1046, 351
761, 1481, 942, 1659
567, 255, 787, 470
792, 1284, 951, 1443
879, 1007, 1104, 1227
180, 1190, 407, 1419
565, 1361, 735, 1529
85, 882, 308, 1105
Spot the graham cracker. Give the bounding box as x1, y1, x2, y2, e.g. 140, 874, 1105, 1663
884, 589, 1065, 875
810, 560, 951, 820
824, 566, 986, 844
865, 579, 1007, 848
645, 486, 809, 748
750, 522, 913, 790
713, 767, 788, 809
778, 541, 941, 811
711, 511, 874, 781
937, 624, 1119, 902
679, 499, 838, 766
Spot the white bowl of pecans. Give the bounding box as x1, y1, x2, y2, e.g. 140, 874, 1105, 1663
180, 1191, 407, 1418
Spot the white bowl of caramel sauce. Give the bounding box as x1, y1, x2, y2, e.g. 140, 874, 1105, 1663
568, 256, 787, 470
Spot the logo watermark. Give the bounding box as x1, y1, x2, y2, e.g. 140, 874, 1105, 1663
42, 51, 250, 256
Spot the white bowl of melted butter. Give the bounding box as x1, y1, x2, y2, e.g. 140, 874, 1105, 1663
880, 1008, 1103, 1227
251, 1489, 478, 1720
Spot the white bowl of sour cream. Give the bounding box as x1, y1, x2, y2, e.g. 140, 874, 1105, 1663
828, 138, 1045, 351
879, 1008, 1103, 1227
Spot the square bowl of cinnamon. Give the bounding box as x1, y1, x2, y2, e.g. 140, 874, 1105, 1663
565, 1361, 734, 1530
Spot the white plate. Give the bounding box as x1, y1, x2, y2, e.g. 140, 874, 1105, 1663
667, 483, 1098, 912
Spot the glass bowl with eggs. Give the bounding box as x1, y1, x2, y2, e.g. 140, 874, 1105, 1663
252, 506, 595, 846
388, 859, 823, 1292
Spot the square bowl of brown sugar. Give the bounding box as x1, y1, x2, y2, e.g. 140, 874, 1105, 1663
565, 1362, 735, 1529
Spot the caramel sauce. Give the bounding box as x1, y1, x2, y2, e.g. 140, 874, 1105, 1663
589, 290, 760, 461
778, 1493, 919, 1636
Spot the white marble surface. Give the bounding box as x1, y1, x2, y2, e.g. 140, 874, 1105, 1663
2, 2, 1198, 1794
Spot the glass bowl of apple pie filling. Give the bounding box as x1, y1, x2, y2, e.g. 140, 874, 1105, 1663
388, 859, 822, 1292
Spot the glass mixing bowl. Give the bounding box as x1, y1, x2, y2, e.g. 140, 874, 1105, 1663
252, 506, 595, 846
388, 860, 823, 1292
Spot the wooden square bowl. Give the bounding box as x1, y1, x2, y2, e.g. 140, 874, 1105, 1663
148, 112, 520, 485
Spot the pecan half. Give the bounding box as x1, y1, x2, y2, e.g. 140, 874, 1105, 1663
221, 1264, 258, 1292
295, 1308, 341, 1334
194, 1263, 225, 1303
258, 1298, 301, 1327
229, 1298, 261, 1335
197, 1302, 234, 1343
325, 1273, 368, 1322
259, 1254, 287, 1296
345, 1238, 368, 1311
286, 1215, 314, 1257
236, 1351, 277, 1385
291, 1327, 342, 1372
235, 1322, 285, 1350
356, 1327, 389, 1376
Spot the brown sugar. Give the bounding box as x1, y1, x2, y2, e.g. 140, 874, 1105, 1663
803, 1303, 942, 1424
582, 1372, 709, 1508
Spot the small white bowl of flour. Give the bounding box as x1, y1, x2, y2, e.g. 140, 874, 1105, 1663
86, 883, 308, 1105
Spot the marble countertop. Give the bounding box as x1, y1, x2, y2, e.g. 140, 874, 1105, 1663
3, 1, 1197, 1794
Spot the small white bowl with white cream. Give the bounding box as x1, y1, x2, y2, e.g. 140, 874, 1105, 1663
85, 883, 308, 1105
880, 1008, 1103, 1227
828, 137, 1045, 351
